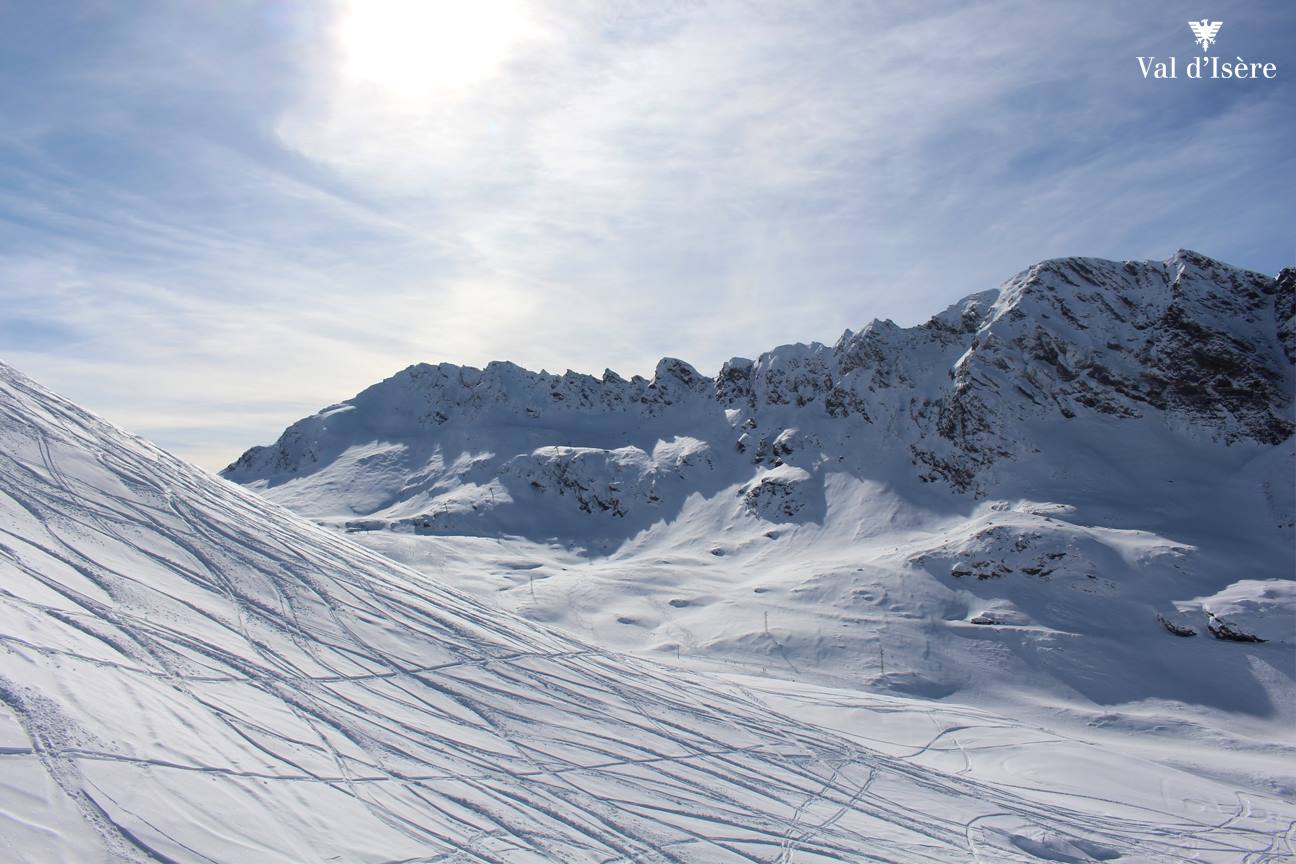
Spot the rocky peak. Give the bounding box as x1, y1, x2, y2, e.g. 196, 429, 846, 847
940, 251, 1293, 449
715, 357, 755, 406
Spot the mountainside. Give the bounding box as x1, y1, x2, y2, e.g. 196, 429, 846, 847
225, 251, 1293, 532
9, 363, 1296, 861
221, 252, 1295, 710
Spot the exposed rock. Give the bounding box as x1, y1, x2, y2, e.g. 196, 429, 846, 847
1157, 615, 1197, 637
1206, 614, 1266, 643
741, 465, 813, 519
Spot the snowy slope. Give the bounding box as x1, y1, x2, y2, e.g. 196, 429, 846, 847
222, 252, 1295, 714
12, 362, 1296, 861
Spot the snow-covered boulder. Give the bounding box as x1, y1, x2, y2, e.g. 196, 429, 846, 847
1181, 579, 1296, 643
740, 464, 815, 520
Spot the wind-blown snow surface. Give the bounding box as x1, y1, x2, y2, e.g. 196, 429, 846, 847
12, 365, 1296, 861
224, 252, 1296, 714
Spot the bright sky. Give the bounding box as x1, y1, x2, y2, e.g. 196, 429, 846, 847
1, 1, 1292, 469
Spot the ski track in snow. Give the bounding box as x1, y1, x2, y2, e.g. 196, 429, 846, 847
1, 365, 1294, 862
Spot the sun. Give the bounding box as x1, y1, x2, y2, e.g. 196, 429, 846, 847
338, 0, 540, 98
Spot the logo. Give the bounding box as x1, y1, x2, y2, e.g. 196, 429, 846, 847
1137, 16, 1278, 80
1187, 19, 1222, 53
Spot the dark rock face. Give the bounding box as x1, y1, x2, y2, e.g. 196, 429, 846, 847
1158, 615, 1197, 637
225, 251, 1293, 507
912, 252, 1294, 487
715, 357, 754, 406
741, 470, 810, 518
1274, 267, 1296, 365
1138, 258, 1292, 444
1207, 614, 1266, 643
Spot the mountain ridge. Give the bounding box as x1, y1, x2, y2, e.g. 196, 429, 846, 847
223, 250, 1293, 532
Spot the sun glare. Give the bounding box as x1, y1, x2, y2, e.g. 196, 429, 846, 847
338, 0, 539, 97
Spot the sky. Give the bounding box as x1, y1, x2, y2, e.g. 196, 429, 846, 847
1, 0, 1292, 469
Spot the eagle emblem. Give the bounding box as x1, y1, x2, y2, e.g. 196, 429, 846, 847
1187, 19, 1222, 52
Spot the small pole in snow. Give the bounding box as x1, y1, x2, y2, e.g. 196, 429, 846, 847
764, 611, 769, 633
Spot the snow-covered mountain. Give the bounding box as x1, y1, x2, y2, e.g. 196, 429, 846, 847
10, 363, 1296, 861
222, 251, 1295, 711
226, 250, 1293, 522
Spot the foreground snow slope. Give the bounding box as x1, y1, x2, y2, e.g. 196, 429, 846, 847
2, 370, 1293, 860
17, 367, 1296, 860
223, 252, 1295, 713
